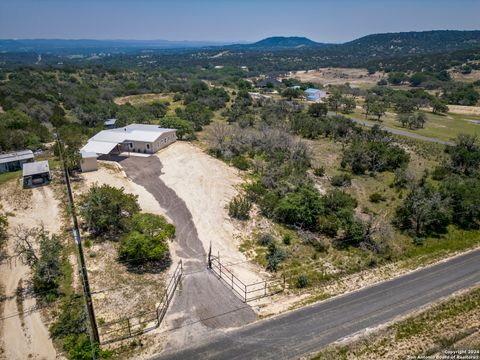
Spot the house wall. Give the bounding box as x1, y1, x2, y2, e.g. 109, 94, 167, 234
0, 158, 34, 173
80, 157, 98, 172
125, 131, 177, 154
23, 172, 50, 187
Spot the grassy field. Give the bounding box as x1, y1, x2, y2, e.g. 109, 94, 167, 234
346, 107, 480, 143
312, 286, 480, 360
0, 170, 21, 186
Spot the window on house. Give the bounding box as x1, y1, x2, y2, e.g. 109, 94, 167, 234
147, 144, 150, 150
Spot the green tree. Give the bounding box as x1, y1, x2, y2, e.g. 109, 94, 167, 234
394, 182, 450, 237
79, 184, 141, 238
431, 98, 449, 114
159, 116, 195, 140
308, 103, 328, 118
446, 134, 480, 175
118, 213, 174, 267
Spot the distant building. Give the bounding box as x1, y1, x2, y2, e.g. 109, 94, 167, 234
305, 88, 327, 102
0, 150, 34, 173
290, 85, 301, 90
80, 151, 98, 172
23, 160, 50, 187
81, 124, 177, 157
104, 118, 117, 129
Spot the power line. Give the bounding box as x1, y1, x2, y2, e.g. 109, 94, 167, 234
56, 133, 100, 353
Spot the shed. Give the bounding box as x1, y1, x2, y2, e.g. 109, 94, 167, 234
80, 151, 98, 172
104, 118, 117, 129
23, 160, 50, 187
0, 150, 34, 173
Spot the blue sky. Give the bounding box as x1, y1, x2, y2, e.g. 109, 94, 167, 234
0, 0, 479, 42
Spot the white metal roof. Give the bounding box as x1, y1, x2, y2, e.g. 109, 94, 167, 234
81, 124, 176, 155
80, 151, 99, 159
23, 160, 49, 177
81, 141, 119, 155
0, 150, 34, 165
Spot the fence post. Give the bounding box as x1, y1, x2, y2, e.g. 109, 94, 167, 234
219, 262, 222, 279
244, 284, 247, 303
127, 319, 132, 337
231, 273, 234, 289
283, 274, 286, 290
264, 281, 267, 296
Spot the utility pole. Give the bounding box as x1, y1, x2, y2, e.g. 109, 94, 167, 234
56, 136, 100, 345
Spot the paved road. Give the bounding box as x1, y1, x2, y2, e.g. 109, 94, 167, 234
350, 117, 455, 146
155, 248, 480, 360
119, 157, 256, 343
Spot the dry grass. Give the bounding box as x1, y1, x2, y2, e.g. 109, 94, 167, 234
113, 93, 169, 106
285, 68, 384, 87
447, 104, 480, 116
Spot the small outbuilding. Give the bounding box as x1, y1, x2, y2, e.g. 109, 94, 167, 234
80, 151, 98, 172
305, 88, 327, 102
0, 150, 34, 173
23, 160, 50, 187
104, 118, 117, 129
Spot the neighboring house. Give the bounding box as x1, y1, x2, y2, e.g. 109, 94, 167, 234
80, 151, 98, 172
80, 124, 177, 157
104, 118, 117, 129
0, 150, 34, 173
304, 88, 328, 102
23, 160, 50, 187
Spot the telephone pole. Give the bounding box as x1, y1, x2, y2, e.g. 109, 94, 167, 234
56, 136, 100, 344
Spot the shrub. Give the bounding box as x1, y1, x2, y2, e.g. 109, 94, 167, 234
282, 233, 291, 245
228, 195, 252, 220
296, 274, 309, 288
63, 334, 112, 360
79, 184, 140, 239
118, 213, 174, 266
331, 174, 352, 187
232, 156, 250, 170
313, 166, 325, 177
266, 242, 286, 272
273, 184, 323, 230
257, 233, 274, 246
369, 192, 386, 203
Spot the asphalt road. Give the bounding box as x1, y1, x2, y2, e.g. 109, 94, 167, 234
155, 248, 480, 360
349, 117, 455, 146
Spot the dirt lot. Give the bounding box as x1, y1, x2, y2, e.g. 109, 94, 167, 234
113, 93, 169, 106
116, 143, 260, 351
0, 180, 60, 360
286, 67, 384, 87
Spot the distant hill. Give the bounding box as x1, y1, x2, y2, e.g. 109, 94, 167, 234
339, 30, 480, 56
247, 36, 324, 48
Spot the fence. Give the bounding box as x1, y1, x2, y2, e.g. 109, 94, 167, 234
209, 253, 286, 302
98, 260, 183, 344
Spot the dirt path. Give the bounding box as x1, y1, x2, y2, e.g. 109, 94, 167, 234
0, 184, 60, 360
118, 150, 257, 350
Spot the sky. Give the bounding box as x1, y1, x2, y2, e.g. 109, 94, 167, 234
0, 0, 479, 43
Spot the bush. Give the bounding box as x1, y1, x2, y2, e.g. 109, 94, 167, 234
313, 166, 325, 177
266, 242, 286, 272
79, 184, 140, 238
282, 233, 291, 245
232, 156, 250, 170
273, 184, 323, 230
257, 233, 274, 246
228, 195, 252, 220
118, 213, 174, 267
63, 334, 112, 360
331, 174, 352, 187
369, 192, 386, 203
296, 274, 309, 288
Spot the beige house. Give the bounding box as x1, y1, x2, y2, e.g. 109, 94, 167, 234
80, 124, 177, 171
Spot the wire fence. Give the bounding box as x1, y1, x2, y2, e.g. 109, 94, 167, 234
97, 260, 183, 344
209, 253, 286, 302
